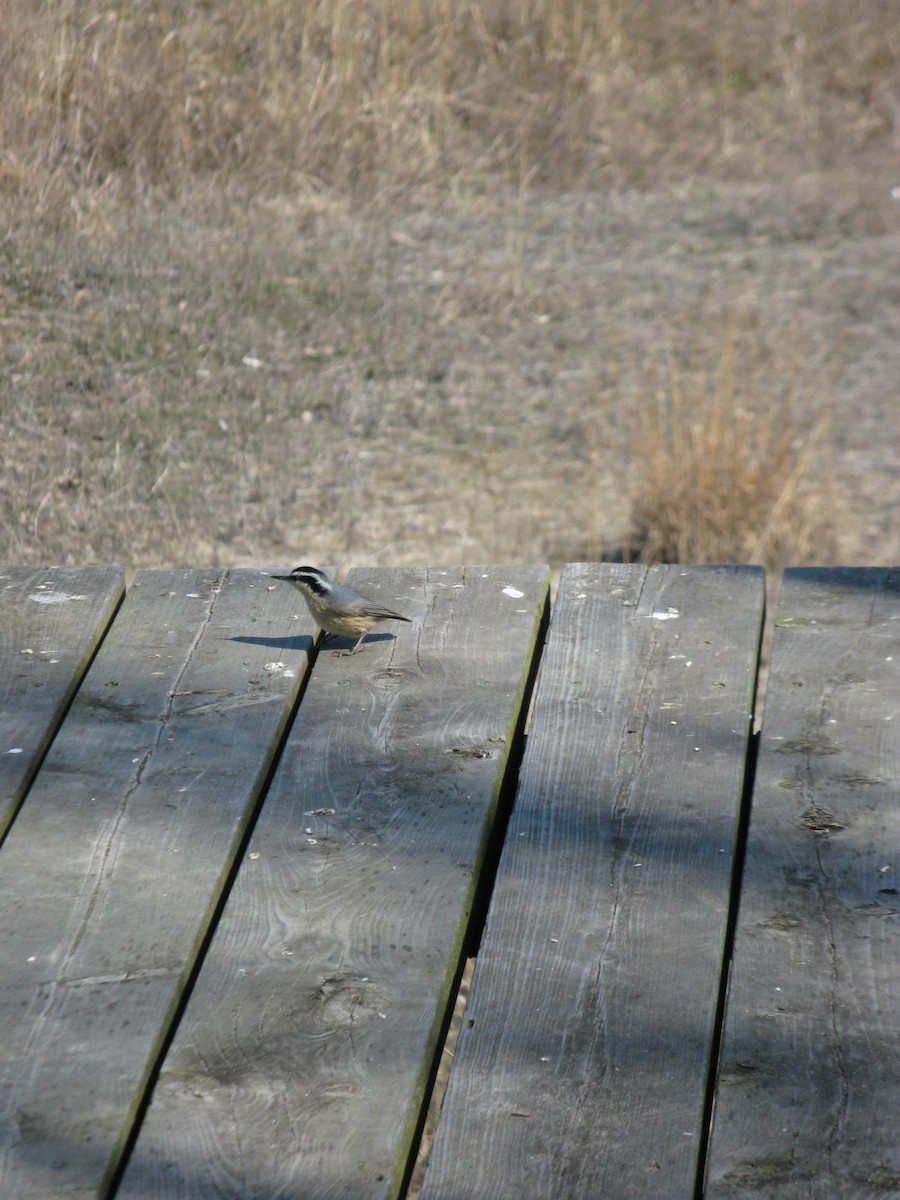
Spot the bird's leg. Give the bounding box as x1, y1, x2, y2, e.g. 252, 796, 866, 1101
332, 633, 368, 656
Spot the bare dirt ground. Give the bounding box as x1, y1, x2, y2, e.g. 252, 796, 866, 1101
2, 167, 897, 572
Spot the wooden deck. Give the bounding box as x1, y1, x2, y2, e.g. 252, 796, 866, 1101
0, 563, 896, 1199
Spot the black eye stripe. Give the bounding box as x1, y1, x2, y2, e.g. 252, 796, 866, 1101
290, 567, 328, 595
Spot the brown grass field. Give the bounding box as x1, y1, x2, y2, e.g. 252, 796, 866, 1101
2, 0, 899, 572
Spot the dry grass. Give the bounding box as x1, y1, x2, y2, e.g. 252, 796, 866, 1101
1, 1, 898, 573
614, 313, 839, 569
2, 0, 895, 203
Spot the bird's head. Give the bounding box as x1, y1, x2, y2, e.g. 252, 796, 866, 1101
270, 565, 332, 597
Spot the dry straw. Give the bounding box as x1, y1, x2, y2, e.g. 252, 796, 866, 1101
616, 314, 838, 569
3, 0, 892, 202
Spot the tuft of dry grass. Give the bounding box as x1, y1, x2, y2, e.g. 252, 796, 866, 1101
614, 314, 840, 569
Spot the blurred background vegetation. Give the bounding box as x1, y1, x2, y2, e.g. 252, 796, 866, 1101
1, 0, 898, 569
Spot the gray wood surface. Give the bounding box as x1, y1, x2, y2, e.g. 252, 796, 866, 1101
0, 568, 318, 1199
0, 565, 124, 837
117, 565, 550, 1200
706, 567, 900, 1199
420, 562, 765, 1200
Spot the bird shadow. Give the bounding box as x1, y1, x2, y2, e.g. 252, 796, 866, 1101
228, 635, 315, 652
227, 632, 397, 653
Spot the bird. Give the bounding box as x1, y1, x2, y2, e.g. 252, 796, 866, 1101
270, 565, 412, 654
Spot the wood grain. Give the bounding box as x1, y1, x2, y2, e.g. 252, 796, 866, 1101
420, 563, 765, 1200
117, 565, 550, 1200
0, 568, 317, 1199
0, 565, 124, 837
706, 568, 900, 1199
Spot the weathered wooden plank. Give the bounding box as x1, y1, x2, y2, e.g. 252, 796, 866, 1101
706, 567, 900, 1199
116, 565, 550, 1200
420, 563, 765, 1200
0, 568, 318, 1199
0, 565, 124, 837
